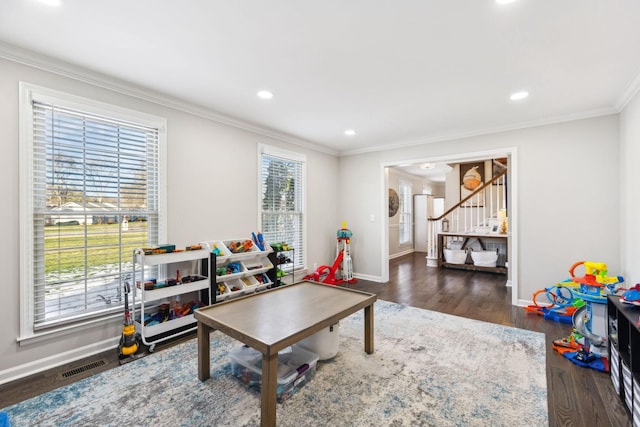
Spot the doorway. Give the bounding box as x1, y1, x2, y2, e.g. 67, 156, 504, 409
381, 147, 518, 306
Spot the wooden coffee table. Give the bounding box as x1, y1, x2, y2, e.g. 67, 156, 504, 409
195, 281, 377, 427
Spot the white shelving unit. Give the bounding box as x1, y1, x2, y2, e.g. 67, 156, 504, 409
201, 239, 274, 302
132, 248, 212, 351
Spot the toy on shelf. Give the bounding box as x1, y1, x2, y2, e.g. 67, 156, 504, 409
304, 222, 357, 285
216, 262, 242, 276
227, 240, 254, 254
271, 242, 292, 251
254, 273, 270, 284
620, 283, 640, 304
251, 232, 265, 251
211, 244, 224, 257
216, 283, 227, 296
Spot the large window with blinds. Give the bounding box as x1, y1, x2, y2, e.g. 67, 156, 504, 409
19, 83, 166, 335
259, 145, 305, 271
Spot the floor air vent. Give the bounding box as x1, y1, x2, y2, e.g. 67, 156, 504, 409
60, 360, 106, 379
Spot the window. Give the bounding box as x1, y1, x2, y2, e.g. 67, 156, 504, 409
259, 145, 305, 270
398, 180, 412, 245
19, 83, 166, 337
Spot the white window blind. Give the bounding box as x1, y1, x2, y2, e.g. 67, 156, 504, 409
399, 180, 412, 245
260, 147, 305, 270
30, 99, 160, 329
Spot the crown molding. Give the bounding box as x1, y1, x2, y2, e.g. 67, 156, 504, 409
615, 68, 640, 112
339, 107, 618, 157
2, 41, 630, 159
0, 42, 338, 157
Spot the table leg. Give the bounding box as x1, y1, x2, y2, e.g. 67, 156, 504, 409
364, 303, 374, 354
197, 321, 211, 381
261, 352, 278, 427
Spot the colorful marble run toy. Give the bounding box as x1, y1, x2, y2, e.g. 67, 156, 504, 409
567, 261, 624, 303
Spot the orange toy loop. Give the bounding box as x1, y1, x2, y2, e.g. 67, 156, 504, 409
532, 289, 556, 308
568, 261, 585, 278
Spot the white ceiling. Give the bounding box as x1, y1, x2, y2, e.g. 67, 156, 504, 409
1, 0, 640, 156
394, 163, 453, 182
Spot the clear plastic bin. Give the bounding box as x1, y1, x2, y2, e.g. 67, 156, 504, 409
229, 345, 319, 403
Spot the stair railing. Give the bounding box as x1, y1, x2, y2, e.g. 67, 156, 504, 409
425, 168, 507, 265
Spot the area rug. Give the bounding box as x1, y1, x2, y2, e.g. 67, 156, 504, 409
1, 301, 547, 426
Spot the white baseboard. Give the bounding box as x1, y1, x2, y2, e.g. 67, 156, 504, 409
353, 273, 385, 282
0, 336, 119, 386
389, 249, 414, 260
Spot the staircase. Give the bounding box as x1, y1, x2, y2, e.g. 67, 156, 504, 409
425, 165, 508, 267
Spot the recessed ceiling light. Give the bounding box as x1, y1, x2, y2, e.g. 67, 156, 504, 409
420, 163, 436, 170
510, 91, 529, 101
256, 90, 273, 100
344, 129, 357, 136
496, 0, 517, 4
37, 0, 61, 5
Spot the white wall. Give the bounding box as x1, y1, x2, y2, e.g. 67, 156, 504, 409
387, 168, 431, 258
620, 89, 640, 284
340, 115, 621, 304
0, 57, 339, 382
428, 181, 446, 198
1, 49, 634, 383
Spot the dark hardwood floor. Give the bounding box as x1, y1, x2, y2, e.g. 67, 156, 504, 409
345, 252, 630, 427
0, 252, 631, 426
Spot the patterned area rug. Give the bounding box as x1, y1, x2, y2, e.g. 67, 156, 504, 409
2, 301, 547, 426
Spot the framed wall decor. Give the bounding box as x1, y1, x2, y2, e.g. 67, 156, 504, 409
388, 188, 399, 217
460, 161, 484, 207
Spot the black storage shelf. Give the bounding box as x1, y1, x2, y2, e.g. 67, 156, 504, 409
607, 295, 640, 422
267, 248, 294, 287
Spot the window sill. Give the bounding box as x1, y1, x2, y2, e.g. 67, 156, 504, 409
17, 312, 121, 346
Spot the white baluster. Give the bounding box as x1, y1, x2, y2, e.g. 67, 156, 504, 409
490, 180, 494, 220
476, 193, 479, 229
